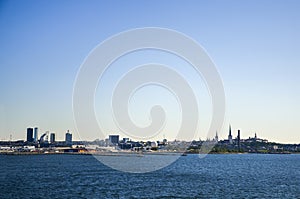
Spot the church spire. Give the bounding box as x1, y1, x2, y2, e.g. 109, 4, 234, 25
228, 124, 233, 144
215, 131, 219, 142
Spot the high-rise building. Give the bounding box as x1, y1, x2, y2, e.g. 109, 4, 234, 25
109, 135, 119, 145
34, 127, 38, 142
65, 130, 72, 145
26, 128, 34, 142
228, 125, 233, 144
50, 133, 55, 143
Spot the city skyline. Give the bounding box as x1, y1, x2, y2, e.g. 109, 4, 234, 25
0, 1, 299, 143
1, 124, 294, 145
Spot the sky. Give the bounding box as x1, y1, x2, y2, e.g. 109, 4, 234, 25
0, 0, 299, 143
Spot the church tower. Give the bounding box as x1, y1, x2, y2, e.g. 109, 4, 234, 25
228, 125, 233, 144
215, 131, 219, 142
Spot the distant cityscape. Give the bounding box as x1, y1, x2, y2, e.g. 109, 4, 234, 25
0, 125, 300, 155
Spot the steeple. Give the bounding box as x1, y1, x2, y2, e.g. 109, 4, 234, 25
228, 124, 233, 144
237, 129, 241, 151
215, 131, 219, 142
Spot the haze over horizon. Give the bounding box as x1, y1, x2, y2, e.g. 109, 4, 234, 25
0, 0, 299, 144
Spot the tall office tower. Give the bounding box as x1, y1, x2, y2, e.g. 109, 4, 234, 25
109, 135, 119, 146
228, 125, 233, 144
50, 133, 55, 143
65, 130, 72, 145
26, 128, 34, 142
34, 127, 38, 142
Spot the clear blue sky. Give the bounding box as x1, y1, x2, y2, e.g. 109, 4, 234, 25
0, 0, 299, 143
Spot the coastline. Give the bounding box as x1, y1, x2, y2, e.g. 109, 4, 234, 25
1, 151, 298, 156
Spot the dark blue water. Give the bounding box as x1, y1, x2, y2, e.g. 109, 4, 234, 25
0, 154, 299, 198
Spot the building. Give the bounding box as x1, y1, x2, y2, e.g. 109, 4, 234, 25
39, 131, 49, 143
245, 133, 268, 143
34, 127, 38, 142
228, 125, 233, 144
163, 139, 168, 144
214, 131, 219, 142
237, 129, 241, 151
50, 133, 55, 143
109, 135, 119, 145
26, 128, 34, 142
44, 131, 49, 143
65, 130, 72, 145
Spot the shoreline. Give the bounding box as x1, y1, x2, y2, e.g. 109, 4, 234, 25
1, 151, 298, 156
